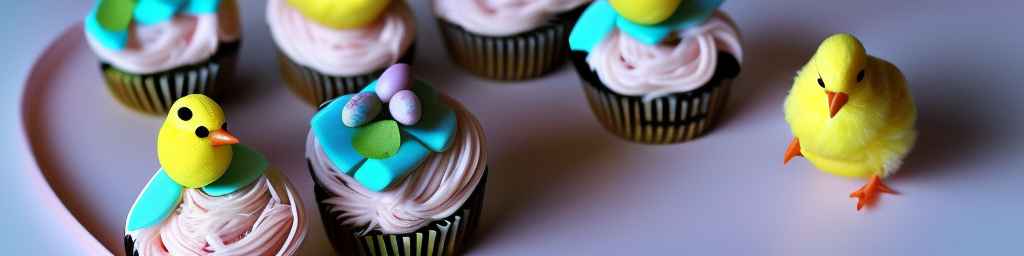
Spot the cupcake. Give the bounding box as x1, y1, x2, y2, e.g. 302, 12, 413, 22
433, 0, 592, 80
124, 95, 306, 255
568, 0, 742, 144
85, 0, 242, 115
268, 0, 417, 106
306, 64, 488, 255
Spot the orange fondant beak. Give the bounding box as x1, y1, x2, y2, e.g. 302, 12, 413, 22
210, 129, 239, 146
826, 91, 849, 118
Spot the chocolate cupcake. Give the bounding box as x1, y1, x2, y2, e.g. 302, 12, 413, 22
124, 95, 306, 255
268, 0, 417, 106
433, 0, 591, 80
85, 0, 242, 115
568, 0, 742, 144
306, 64, 488, 255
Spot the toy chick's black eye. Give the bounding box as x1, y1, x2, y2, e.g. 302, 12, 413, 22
857, 70, 865, 82
177, 107, 192, 121
195, 126, 209, 138
817, 78, 825, 88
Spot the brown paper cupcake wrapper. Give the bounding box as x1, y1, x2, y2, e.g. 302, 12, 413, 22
436, 7, 584, 81
278, 45, 416, 107
309, 159, 487, 256
100, 41, 240, 115
571, 51, 741, 144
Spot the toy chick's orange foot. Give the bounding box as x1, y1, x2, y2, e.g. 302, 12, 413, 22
783, 137, 802, 165
850, 175, 898, 211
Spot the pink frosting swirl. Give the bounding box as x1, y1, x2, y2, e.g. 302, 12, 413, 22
85, 1, 241, 74
587, 12, 742, 101
307, 97, 487, 234
433, 0, 591, 36
127, 170, 306, 256
267, 0, 416, 76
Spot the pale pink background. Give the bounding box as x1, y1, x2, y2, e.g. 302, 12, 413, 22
4, 0, 1024, 255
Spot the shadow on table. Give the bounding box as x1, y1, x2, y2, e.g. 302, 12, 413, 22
893, 70, 1003, 183
466, 107, 624, 251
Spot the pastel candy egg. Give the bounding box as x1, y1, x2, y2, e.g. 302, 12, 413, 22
342, 92, 383, 127
375, 64, 411, 102
610, 0, 683, 25
389, 90, 421, 126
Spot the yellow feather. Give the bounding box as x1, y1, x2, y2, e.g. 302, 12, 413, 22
784, 34, 917, 179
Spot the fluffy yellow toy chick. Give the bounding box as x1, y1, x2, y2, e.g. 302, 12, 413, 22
157, 94, 239, 188
783, 33, 917, 210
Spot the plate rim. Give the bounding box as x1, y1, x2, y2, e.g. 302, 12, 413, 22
19, 22, 112, 255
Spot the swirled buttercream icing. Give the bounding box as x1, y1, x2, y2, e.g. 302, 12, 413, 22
587, 12, 741, 101
85, 1, 241, 74
433, 0, 591, 36
127, 174, 305, 256
308, 98, 487, 234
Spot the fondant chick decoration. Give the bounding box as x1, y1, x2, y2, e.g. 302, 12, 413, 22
285, 0, 392, 29
783, 34, 917, 211
570, 0, 723, 52
157, 94, 238, 188
86, 0, 225, 50
311, 64, 458, 191
127, 94, 269, 231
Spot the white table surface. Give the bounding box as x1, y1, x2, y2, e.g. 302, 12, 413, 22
4, 1, 1024, 255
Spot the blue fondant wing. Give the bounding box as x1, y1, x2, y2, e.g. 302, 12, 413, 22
568, 0, 619, 52
355, 138, 431, 191
403, 81, 457, 152
202, 144, 268, 196
312, 94, 366, 174
126, 170, 183, 231
133, 0, 185, 25
183, 0, 221, 14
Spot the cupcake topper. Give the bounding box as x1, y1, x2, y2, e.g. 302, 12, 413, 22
126, 94, 269, 231
85, 0, 224, 51
285, 0, 393, 29
569, 0, 724, 52
312, 64, 457, 191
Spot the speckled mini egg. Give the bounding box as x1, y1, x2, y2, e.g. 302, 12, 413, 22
342, 92, 383, 127
389, 90, 421, 126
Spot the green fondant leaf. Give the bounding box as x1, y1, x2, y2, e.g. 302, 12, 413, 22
352, 120, 401, 159
97, 0, 137, 31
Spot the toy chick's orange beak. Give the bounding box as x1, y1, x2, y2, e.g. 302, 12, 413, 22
210, 129, 239, 146
826, 91, 849, 118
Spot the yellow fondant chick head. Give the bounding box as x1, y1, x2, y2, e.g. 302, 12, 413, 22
610, 0, 683, 25
811, 33, 868, 117
286, 0, 392, 29
157, 94, 239, 188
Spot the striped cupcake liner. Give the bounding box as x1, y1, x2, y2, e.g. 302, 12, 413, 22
571, 51, 741, 144
436, 7, 585, 81
100, 41, 240, 115
278, 46, 417, 107
309, 160, 487, 256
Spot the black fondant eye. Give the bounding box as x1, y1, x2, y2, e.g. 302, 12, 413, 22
817, 78, 825, 88
195, 126, 209, 138
177, 107, 192, 121
221, 122, 228, 130
857, 70, 865, 82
